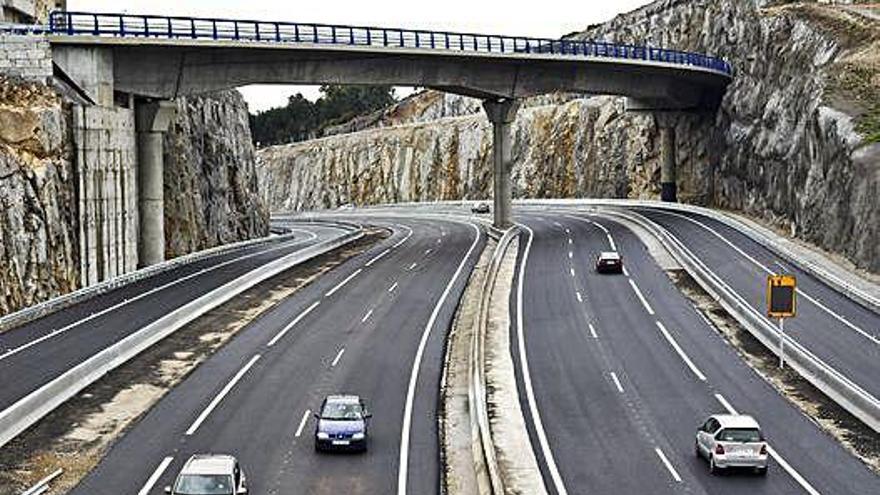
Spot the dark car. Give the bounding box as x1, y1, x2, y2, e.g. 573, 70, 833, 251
471, 202, 490, 214
595, 251, 623, 274
314, 394, 371, 452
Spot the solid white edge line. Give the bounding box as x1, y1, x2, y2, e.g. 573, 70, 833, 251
331, 348, 345, 367
21, 468, 62, 495
713, 394, 821, 495
655, 447, 682, 483
589, 323, 598, 339
515, 223, 569, 495
186, 354, 261, 435
267, 300, 320, 347
628, 279, 655, 315
609, 371, 624, 393
622, 265, 630, 277
138, 456, 174, 495
0, 234, 319, 362
391, 224, 414, 249
397, 222, 480, 495
654, 321, 707, 382
294, 409, 311, 438
325, 268, 363, 297
607, 234, 617, 251
365, 248, 391, 267
388, 282, 399, 293
361, 309, 374, 323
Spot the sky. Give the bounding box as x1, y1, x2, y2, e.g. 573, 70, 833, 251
69, 0, 652, 112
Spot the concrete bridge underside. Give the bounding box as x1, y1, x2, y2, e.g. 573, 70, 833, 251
50, 37, 730, 263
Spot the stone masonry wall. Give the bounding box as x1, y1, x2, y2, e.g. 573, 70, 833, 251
0, 35, 51, 82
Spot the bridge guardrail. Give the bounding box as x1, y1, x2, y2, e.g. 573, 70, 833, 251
46, 11, 732, 76
0, 226, 364, 449
470, 226, 519, 494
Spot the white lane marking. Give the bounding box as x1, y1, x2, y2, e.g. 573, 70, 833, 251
570, 267, 575, 278
576, 291, 583, 303
331, 348, 345, 367
607, 234, 617, 251
568, 251, 573, 259
361, 309, 374, 323
655, 321, 707, 381
392, 224, 415, 249
588, 323, 598, 339
774, 260, 790, 272
655, 448, 682, 483
138, 457, 174, 495
0, 233, 319, 363
553, 221, 563, 228
21, 469, 62, 495
365, 248, 390, 267
696, 311, 714, 329
622, 265, 630, 277
294, 409, 311, 437
408, 262, 418, 270
325, 268, 362, 297
186, 354, 261, 435
437, 238, 442, 244
628, 279, 655, 315
591, 220, 610, 235
267, 301, 320, 347
388, 282, 399, 293
659, 210, 879, 346
425, 249, 432, 255
565, 228, 571, 234
568, 238, 573, 245
515, 223, 569, 495
714, 394, 821, 495
609, 371, 624, 393
398, 222, 480, 495
714, 393, 736, 414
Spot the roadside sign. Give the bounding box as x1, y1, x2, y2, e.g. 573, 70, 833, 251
767, 274, 796, 318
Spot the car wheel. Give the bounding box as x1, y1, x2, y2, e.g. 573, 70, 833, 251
694, 441, 701, 458
709, 455, 719, 475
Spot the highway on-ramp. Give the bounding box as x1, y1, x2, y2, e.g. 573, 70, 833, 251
69, 216, 484, 494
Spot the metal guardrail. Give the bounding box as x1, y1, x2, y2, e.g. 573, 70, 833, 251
608, 209, 880, 434
46, 11, 732, 76
0, 226, 364, 449
469, 227, 519, 494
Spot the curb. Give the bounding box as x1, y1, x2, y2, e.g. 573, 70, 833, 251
0, 227, 363, 449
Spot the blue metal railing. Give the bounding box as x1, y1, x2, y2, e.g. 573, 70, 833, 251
46, 11, 732, 76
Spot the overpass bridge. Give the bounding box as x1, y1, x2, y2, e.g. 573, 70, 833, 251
44, 10, 732, 266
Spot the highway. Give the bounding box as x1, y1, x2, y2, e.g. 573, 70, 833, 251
0, 222, 347, 417
69, 216, 483, 494
510, 208, 880, 495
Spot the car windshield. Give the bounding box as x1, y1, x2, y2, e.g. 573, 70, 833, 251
174, 474, 234, 495
321, 401, 363, 420
718, 428, 762, 442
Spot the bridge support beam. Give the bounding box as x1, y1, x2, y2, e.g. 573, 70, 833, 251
659, 125, 677, 202
135, 100, 177, 268
483, 98, 520, 229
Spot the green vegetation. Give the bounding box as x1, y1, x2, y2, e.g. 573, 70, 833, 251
249, 85, 397, 147
827, 63, 880, 144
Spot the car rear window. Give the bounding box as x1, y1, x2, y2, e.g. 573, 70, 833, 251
717, 428, 763, 442
174, 474, 234, 495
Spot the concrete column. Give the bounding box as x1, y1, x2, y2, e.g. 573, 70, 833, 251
135, 100, 177, 267
482, 99, 520, 229
659, 125, 677, 202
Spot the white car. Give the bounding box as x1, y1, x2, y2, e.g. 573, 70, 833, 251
166, 454, 248, 494
696, 414, 768, 475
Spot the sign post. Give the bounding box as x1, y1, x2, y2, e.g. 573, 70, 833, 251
767, 274, 796, 369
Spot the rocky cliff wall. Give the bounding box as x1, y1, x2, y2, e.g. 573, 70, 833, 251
164, 90, 269, 258
257, 0, 880, 273
0, 76, 77, 315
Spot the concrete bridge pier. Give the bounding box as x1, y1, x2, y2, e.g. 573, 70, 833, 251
135, 100, 176, 267
659, 124, 677, 202
483, 99, 520, 229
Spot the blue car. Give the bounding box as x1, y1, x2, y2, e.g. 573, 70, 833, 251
314, 394, 372, 452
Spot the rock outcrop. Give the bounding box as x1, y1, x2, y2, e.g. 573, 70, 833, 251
0, 77, 77, 316
257, 0, 880, 273
164, 90, 269, 258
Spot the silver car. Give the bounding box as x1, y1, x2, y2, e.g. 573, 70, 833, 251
166, 454, 248, 494
695, 414, 768, 475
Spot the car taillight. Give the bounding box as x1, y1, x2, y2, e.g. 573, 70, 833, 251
715, 444, 725, 455
760, 444, 767, 455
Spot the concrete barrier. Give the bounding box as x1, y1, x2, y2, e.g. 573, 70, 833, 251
605, 209, 880, 434
469, 227, 519, 494
0, 228, 363, 449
